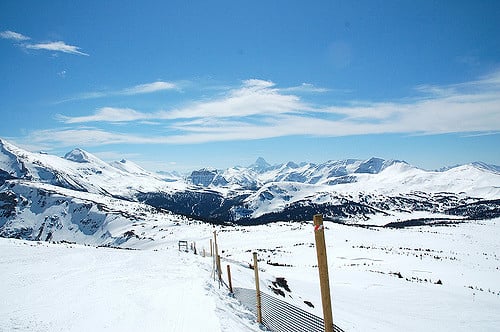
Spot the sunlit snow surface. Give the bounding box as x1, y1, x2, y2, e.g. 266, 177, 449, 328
1, 218, 499, 331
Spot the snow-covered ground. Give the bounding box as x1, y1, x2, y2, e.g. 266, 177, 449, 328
218, 219, 500, 331
0, 238, 260, 332
1, 218, 499, 331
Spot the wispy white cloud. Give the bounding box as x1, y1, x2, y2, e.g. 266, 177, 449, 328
1, 30, 88, 56
28, 128, 162, 146
164, 79, 306, 120
281, 83, 330, 93
25, 41, 89, 56
242, 79, 275, 89
57, 81, 178, 103
462, 131, 500, 138
58, 79, 306, 123
57, 107, 153, 124
34, 71, 500, 147
0, 30, 30, 41
122, 81, 177, 95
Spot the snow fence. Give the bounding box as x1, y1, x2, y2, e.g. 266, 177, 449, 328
232, 287, 344, 332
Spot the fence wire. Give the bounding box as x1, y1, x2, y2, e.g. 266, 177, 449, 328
233, 287, 344, 332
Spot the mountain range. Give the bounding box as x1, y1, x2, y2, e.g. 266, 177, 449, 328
1, 138, 499, 244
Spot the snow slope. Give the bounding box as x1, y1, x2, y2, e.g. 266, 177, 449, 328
0, 179, 187, 245
214, 219, 500, 331
0, 238, 260, 332
1, 218, 499, 331
332, 162, 500, 198
0, 138, 187, 197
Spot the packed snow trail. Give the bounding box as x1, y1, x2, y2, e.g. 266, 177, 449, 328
0, 239, 260, 332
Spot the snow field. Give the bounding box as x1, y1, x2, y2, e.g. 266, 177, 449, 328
214, 219, 500, 331
0, 239, 260, 332
1, 217, 499, 331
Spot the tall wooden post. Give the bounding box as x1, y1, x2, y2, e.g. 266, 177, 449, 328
226, 264, 233, 293
210, 239, 213, 257
212, 232, 218, 280
216, 255, 222, 281
213, 231, 219, 260
213, 231, 223, 285
253, 252, 263, 324
214, 232, 219, 257
313, 214, 333, 332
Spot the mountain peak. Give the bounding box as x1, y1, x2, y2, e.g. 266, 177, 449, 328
255, 157, 270, 167
470, 162, 500, 174
284, 161, 299, 169
0, 138, 21, 153
64, 148, 93, 163
354, 157, 408, 174
249, 157, 272, 172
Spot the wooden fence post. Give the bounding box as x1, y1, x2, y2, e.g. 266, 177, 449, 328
253, 252, 263, 324
216, 255, 222, 282
212, 232, 218, 280
210, 239, 213, 257
313, 214, 333, 332
227, 264, 233, 293
213, 231, 223, 285
214, 232, 219, 258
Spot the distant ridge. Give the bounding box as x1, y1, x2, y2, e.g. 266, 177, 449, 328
1, 137, 500, 238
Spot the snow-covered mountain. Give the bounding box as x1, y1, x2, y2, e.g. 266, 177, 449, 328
0, 138, 191, 245
186, 156, 499, 196
177, 156, 500, 224
0, 179, 169, 245
0, 138, 186, 196
1, 138, 500, 244
2, 138, 499, 331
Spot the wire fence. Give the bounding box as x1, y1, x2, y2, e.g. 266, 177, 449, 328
233, 287, 345, 332
187, 225, 345, 332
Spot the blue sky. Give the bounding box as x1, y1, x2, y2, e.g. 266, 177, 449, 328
1, 1, 499, 172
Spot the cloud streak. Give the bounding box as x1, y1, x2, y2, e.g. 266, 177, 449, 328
25, 41, 89, 56
28, 128, 159, 146
57, 81, 178, 103
122, 81, 177, 95
281, 83, 330, 93
0, 30, 30, 41
1, 30, 88, 56
164, 79, 307, 119
57, 108, 152, 124
36, 71, 500, 147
